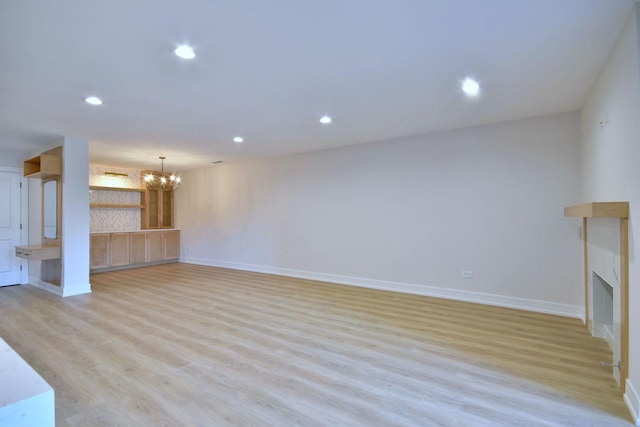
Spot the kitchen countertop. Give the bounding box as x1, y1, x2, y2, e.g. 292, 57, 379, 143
0, 337, 54, 426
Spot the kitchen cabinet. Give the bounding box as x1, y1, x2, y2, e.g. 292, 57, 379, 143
147, 231, 164, 262
109, 233, 130, 266
129, 232, 147, 265
90, 234, 110, 269
90, 230, 180, 272
164, 230, 180, 260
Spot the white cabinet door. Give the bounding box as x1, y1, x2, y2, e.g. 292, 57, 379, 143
0, 172, 21, 286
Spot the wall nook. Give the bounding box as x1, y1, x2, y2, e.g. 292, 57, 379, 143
15, 146, 63, 287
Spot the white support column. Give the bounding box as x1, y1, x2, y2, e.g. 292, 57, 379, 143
61, 136, 91, 296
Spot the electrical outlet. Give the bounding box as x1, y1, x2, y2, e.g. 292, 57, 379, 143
462, 270, 473, 278
284, 254, 290, 261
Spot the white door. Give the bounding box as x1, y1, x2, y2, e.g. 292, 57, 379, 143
0, 171, 22, 286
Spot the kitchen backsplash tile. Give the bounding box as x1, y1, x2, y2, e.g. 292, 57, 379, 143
89, 164, 142, 232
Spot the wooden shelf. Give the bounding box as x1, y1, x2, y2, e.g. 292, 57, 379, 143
24, 149, 62, 179
89, 186, 145, 209
564, 202, 629, 218
90, 204, 145, 209
15, 244, 61, 261
90, 186, 144, 192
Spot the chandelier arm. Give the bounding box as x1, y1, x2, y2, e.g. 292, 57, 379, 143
147, 156, 180, 190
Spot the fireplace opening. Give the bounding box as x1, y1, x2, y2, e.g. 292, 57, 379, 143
592, 271, 614, 351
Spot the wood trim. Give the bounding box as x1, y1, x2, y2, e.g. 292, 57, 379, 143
620, 217, 629, 394
42, 176, 62, 246
564, 202, 629, 218
582, 218, 589, 327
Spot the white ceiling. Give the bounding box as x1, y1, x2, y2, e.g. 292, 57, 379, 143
0, 0, 634, 170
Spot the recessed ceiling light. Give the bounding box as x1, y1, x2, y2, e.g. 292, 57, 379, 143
319, 115, 332, 124
233, 136, 244, 143
174, 45, 195, 59
461, 77, 480, 97
85, 96, 102, 105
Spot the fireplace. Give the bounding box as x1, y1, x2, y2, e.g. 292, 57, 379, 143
564, 202, 629, 391
592, 272, 614, 346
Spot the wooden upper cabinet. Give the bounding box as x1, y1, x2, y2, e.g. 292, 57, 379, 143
140, 174, 174, 229
24, 147, 62, 179
161, 189, 173, 228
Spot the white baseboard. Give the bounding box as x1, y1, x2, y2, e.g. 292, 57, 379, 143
625, 379, 640, 426
179, 257, 584, 319
28, 278, 63, 297
603, 324, 614, 352
594, 323, 615, 352
62, 283, 92, 297
27, 278, 91, 297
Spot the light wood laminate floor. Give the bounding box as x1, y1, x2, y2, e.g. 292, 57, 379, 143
0, 263, 632, 426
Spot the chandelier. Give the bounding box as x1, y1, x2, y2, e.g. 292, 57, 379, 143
144, 156, 181, 190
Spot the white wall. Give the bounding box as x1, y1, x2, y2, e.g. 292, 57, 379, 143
580, 6, 640, 423
177, 111, 582, 317
580, 5, 640, 425
0, 147, 28, 168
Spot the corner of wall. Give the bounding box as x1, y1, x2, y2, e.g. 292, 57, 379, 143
61, 137, 91, 296
61, 284, 92, 297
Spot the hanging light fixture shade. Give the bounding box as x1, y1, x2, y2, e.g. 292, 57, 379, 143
143, 156, 181, 191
